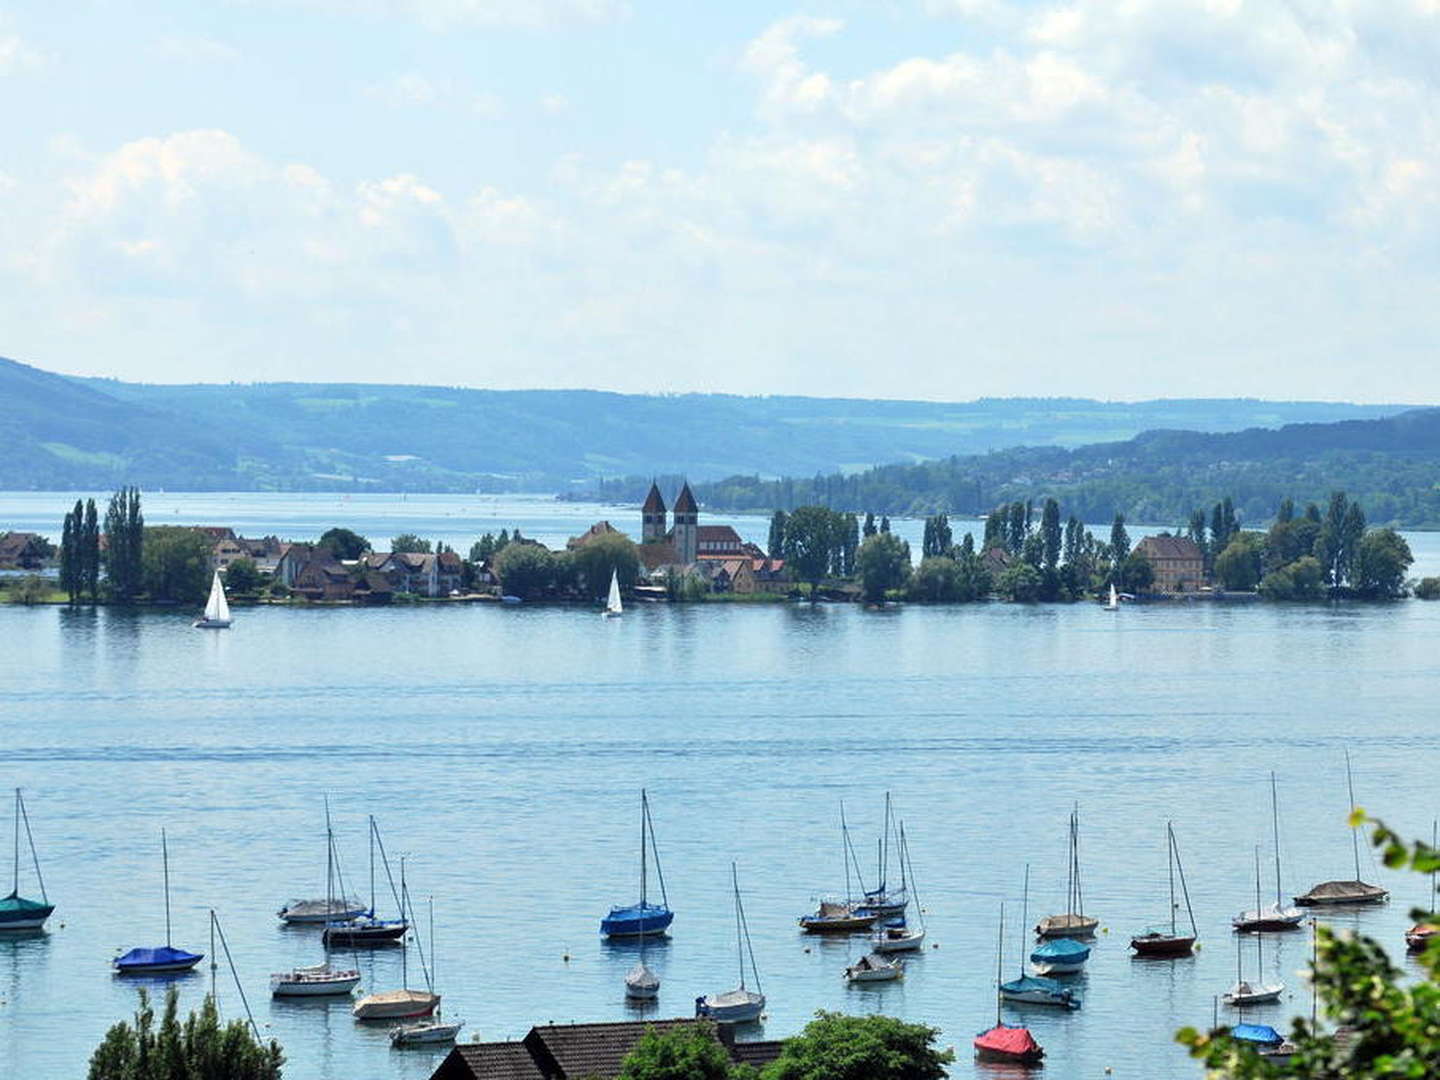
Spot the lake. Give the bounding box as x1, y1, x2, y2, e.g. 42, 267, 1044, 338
3, 494, 1440, 1080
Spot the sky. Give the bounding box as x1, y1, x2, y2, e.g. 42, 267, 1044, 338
1, 1, 1437, 402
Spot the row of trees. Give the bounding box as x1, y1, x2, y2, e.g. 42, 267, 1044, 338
492, 532, 642, 601
980, 499, 1153, 601
59, 498, 101, 603
58, 488, 215, 606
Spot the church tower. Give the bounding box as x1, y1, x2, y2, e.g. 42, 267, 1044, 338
641, 481, 667, 544
672, 482, 698, 564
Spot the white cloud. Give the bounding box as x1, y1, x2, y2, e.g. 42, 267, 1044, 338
265, 0, 628, 30
539, 92, 570, 114
365, 72, 439, 107
0, 21, 45, 74
153, 33, 241, 63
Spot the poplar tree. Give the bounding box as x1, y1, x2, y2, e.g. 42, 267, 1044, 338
83, 498, 100, 601
60, 501, 82, 603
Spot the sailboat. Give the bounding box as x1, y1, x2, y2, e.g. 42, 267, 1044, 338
1295, 751, 1388, 906
278, 807, 366, 925
857, 793, 908, 919
974, 903, 1046, 1066
1405, 821, 1438, 953
1, 789, 54, 932
1233, 772, 1304, 931
1105, 583, 1119, 610
623, 796, 661, 1000
696, 863, 766, 1022
602, 569, 623, 618
1002, 865, 1080, 1008
114, 829, 204, 974
193, 571, 233, 629
871, 823, 926, 953
1130, 821, 1198, 957
352, 857, 441, 1020
389, 898, 463, 1045
800, 803, 879, 933
271, 807, 361, 997
1036, 807, 1099, 939
602, 790, 674, 938
1225, 848, 1284, 1005
323, 816, 408, 947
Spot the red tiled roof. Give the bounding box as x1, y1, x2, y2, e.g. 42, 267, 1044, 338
568, 521, 622, 549
1137, 535, 1203, 561
696, 525, 742, 544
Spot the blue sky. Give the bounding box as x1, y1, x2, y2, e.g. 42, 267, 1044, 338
2, 1, 1436, 401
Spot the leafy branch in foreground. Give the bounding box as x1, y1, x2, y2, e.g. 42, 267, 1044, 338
88, 987, 284, 1080
1178, 811, 1440, 1078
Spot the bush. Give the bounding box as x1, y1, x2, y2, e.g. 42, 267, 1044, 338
571, 533, 640, 599
996, 562, 1043, 602
224, 558, 262, 595
856, 533, 911, 602
495, 543, 554, 599
8, 575, 50, 605
88, 987, 283, 1080
1415, 577, 1440, 600
763, 1012, 952, 1080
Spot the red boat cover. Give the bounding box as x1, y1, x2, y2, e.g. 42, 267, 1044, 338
974, 1025, 1040, 1055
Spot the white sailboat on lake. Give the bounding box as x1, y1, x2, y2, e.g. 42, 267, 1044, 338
194, 571, 232, 629
271, 804, 360, 997
696, 863, 765, 1023
603, 569, 623, 618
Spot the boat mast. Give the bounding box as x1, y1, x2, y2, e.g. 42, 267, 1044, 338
21, 791, 46, 904
646, 791, 669, 912
369, 815, 376, 916
1019, 864, 1030, 977
324, 804, 334, 964
399, 856, 409, 988
902, 823, 923, 930
1270, 772, 1283, 908
733, 862, 745, 988
162, 828, 173, 948
1345, 749, 1361, 881
639, 790, 648, 914
11, 789, 17, 897
994, 902, 1005, 1027
841, 802, 852, 906
735, 863, 761, 996
1254, 845, 1264, 975
1171, 823, 1198, 937
880, 791, 891, 895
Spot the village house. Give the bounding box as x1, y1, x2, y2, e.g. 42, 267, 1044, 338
364, 550, 464, 597
0, 531, 52, 570
634, 482, 788, 591
429, 1019, 782, 1080
274, 544, 317, 588
1135, 535, 1206, 593
566, 521, 621, 549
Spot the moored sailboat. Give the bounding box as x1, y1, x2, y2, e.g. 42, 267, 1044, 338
623, 796, 662, 1001
272, 805, 360, 997
1225, 848, 1284, 1006
1130, 822, 1198, 957
1036, 807, 1098, 939
696, 863, 765, 1022
871, 823, 926, 953
323, 816, 408, 947
800, 803, 879, 934
1233, 773, 1303, 932
1405, 821, 1439, 953
114, 829, 204, 975
353, 859, 440, 1020
974, 903, 1045, 1066
1295, 752, 1389, 906
857, 793, 908, 919
389, 899, 463, 1046
1003, 865, 1080, 1008
602, 789, 673, 938
193, 571, 233, 629
1, 788, 54, 932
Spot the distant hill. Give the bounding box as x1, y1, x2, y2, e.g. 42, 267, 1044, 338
0, 354, 1420, 493
691, 409, 1440, 527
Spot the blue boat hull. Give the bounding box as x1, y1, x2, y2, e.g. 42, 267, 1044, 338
601, 904, 674, 938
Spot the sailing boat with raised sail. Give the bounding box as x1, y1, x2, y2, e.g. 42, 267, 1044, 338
603, 789, 673, 938
1234, 772, 1303, 931
696, 863, 766, 1023
1036, 807, 1098, 939
353, 857, 441, 1019
603, 569, 623, 618
800, 803, 879, 933
114, 829, 204, 974
1295, 750, 1389, 906
1002, 865, 1080, 1008
1130, 821, 1198, 957
193, 571, 232, 629
1, 788, 54, 932
872, 822, 926, 953
1225, 848, 1284, 1005
323, 816, 408, 947
271, 806, 361, 997
974, 903, 1046, 1066
1105, 583, 1119, 611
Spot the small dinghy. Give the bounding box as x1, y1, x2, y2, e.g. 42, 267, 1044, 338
1130, 822, 1198, 958
1030, 936, 1090, 975
1, 788, 54, 932
975, 903, 1044, 1066
844, 951, 903, 983
193, 571, 232, 629
1295, 751, 1388, 907
1036, 807, 1099, 939
115, 831, 203, 975
390, 1018, 463, 1046
696, 863, 765, 1023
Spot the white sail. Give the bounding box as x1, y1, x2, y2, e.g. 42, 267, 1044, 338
1106, 584, 1118, 610
205, 572, 231, 623
606, 569, 623, 616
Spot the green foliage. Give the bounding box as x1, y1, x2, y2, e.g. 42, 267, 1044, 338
1180, 814, 1440, 1079
224, 558, 262, 595
856, 532, 911, 602
571, 533, 640, 599
103, 486, 144, 601
1349, 528, 1413, 600
317, 527, 369, 560
1121, 550, 1154, 593
768, 511, 788, 559
907, 555, 992, 602
996, 561, 1043, 602
762, 1011, 952, 1080
87, 987, 283, 1080
141, 527, 213, 605
783, 506, 848, 591
495, 543, 554, 599
1215, 532, 1265, 591
1258, 556, 1326, 601
8, 575, 50, 605
1414, 577, 1440, 600
61, 499, 83, 602
391, 533, 431, 554
616, 1022, 740, 1080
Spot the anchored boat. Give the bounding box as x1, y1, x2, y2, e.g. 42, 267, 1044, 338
1003, 865, 1080, 1008
974, 903, 1045, 1066
114, 829, 204, 975
1036, 807, 1099, 939
323, 816, 408, 948
1233, 773, 1304, 932
696, 863, 765, 1023
1, 788, 54, 932
800, 803, 879, 934
272, 803, 360, 998
1295, 752, 1388, 907
602, 790, 673, 939
353, 858, 440, 1021
389, 899, 461, 1045
1130, 821, 1198, 958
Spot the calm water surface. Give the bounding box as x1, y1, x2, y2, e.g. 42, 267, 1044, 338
3, 496, 1440, 1079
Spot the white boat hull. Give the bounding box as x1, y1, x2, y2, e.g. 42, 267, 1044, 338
271, 970, 361, 997
1224, 981, 1284, 1006
846, 966, 902, 983
697, 989, 765, 1023
353, 990, 440, 1020
1032, 959, 1086, 975
871, 928, 925, 953
391, 1021, 463, 1045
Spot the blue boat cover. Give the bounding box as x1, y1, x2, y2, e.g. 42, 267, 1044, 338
600, 902, 674, 935
1031, 938, 1090, 961
114, 946, 203, 969
1231, 1024, 1283, 1045
1001, 975, 1075, 997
